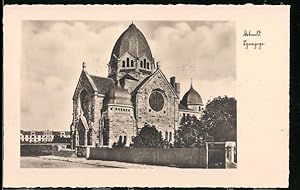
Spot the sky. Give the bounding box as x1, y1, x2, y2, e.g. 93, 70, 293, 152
21, 21, 236, 131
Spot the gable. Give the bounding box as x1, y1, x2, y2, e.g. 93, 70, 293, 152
72, 71, 95, 100
119, 51, 135, 60
134, 69, 178, 99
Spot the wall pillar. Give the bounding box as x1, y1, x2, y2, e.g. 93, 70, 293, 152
84, 129, 88, 146
75, 128, 79, 146
229, 147, 235, 163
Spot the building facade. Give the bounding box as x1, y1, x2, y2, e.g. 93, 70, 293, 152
70, 24, 203, 148
20, 130, 70, 143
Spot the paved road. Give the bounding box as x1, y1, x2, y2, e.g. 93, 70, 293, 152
21, 156, 114, 168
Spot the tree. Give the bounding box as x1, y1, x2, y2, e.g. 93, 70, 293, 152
131, 124, 165, 148
174, 115, 213, 148
200, 96, 237, 142
52, 135, 71, 143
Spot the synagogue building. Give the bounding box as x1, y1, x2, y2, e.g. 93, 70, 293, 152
70, 23, 203, 148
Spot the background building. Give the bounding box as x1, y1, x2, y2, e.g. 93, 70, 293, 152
20, 130, 70, 143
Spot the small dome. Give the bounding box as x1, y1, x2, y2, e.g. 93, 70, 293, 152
108, 83, 132, 105
181, 85, 203, 106
111, 23, 153, 60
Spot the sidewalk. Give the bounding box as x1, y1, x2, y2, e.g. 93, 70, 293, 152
40, 155, 179, 169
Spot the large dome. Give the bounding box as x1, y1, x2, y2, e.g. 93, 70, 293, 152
111, 23, 153, 60
181, 85, 203, 106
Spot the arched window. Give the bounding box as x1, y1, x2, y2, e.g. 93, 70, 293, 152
140, 61, 143, 68
147, 62, 150, 69
118, 136, 123, 144
123, 136, 127, 144
131, 60, 134, 67
169, 132, 172, 141
144, 59, 146, 68
122, 60, 125, 67
165, 131, 168, 141
127, 58, 130, 67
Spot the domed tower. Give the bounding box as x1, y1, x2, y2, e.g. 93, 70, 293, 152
181, 82, 203, 112
108, 23, 156, 88
103, 81, 136, 147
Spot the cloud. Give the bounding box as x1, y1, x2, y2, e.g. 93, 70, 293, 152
147, 21, 235, 81
21, 21, 235, 131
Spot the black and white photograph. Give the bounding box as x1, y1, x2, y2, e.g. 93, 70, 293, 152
20, 20, 237, 169
4, 5, 289, 188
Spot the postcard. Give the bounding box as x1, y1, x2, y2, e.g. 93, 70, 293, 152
3, 5, 290, 188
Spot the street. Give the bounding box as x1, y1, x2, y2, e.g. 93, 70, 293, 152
21, 156, 115, 168
20, 156, 178, 169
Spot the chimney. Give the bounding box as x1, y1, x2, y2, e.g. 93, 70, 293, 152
175, 82, 180, 98
170, 76, 176, 88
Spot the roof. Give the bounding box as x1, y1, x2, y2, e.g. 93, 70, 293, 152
179, 103, 191, 111
108, 84, 132, 105
90, 75, 115, 95
35, 131, 44, 135
111, 24, 153, 60
21, 131, 31, 135
131, 69, 179, 99
181, 85, 203, 106
120, 73, 139, 81
52, 131, 61, 136
65, 131, 71, 135
131, 74, 152, 95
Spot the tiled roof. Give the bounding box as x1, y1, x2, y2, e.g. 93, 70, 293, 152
120, 73, 139, 81
90, 75, 114, 95
35, 131, 44, 135
111, 23, 153, 60
21, 131, 31, 135
179, 103, 191, 111
181, 85, 203, 106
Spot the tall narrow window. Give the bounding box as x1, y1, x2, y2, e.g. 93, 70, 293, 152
169, 132, 172, 141
165, 131, 168, 141
140, 61, 143, 68
122, 60, 125, 67
123, 136, 127, 144
144, 59, 146, 68
147, 62, 150, 69
127, 58, 130, 67
118, 136, 123, 144
131, 60, 134, 67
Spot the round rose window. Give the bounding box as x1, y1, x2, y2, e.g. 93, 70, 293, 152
149, 91, 164, 111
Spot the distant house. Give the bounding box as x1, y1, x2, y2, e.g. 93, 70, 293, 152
20, 130, 70, 143
52, 131, 71, 138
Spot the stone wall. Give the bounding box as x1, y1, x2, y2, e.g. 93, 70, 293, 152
72, 71, 104, 148
88, 147, 207, 168
20, 144, 71, 156
135, 70, 179, 142
107, 104, 136, 147
75, 146, 88, 157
